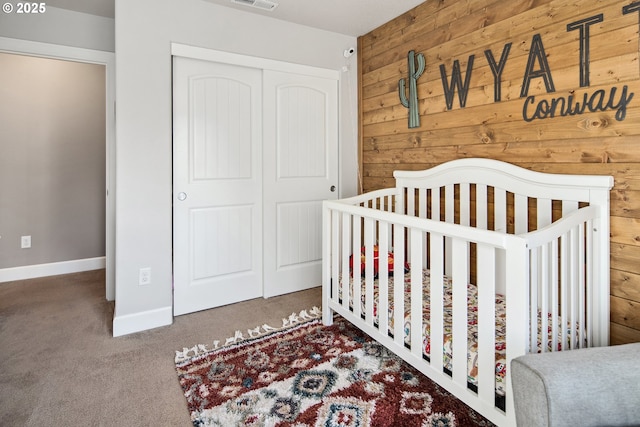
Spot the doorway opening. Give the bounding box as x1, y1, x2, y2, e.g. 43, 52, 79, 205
0, 39, 115, 300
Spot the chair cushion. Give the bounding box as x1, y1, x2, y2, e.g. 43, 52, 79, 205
511, 343, 640, 427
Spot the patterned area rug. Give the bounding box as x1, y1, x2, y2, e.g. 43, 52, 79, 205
175, 308, 495, 427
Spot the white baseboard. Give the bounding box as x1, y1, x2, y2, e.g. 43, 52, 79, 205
0, 257, 106, 283
112, 306, 173, 337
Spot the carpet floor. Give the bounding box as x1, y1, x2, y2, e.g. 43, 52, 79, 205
0, 269, 321, 426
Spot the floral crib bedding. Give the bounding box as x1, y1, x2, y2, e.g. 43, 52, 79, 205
341, 269, 578, 397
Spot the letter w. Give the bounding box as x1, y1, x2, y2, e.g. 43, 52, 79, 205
440, 55, 475, 110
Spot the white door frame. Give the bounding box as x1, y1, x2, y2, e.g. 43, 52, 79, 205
171, 44, 339, 84
0, 37, 116, 300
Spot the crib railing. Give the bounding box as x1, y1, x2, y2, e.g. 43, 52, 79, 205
522, 205, 604, 350
322, 193, 605, 426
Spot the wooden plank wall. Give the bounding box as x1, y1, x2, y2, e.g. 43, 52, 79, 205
359, 0, 640, 345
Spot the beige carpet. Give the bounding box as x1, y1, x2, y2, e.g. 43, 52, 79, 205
0, 269, 321, 426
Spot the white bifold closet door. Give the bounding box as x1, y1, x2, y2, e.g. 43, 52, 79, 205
173, 56, 337, 316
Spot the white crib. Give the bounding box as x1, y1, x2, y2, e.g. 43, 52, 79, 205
322, 158, 613, 426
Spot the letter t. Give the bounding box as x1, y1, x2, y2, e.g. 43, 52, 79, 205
567, 14, 604, 87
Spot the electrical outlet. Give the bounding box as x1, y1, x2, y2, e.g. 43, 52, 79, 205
21, 235, 31, 249
139, 267, 151, 286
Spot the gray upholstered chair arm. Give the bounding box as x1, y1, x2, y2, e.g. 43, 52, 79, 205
511, 343, 640, 427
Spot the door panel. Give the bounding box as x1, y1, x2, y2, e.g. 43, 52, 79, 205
276, 85, 327, 178
263, 70, 339, 298
173, 57, 262, 315
276, 200, 323, 267
191, 205, 254, 280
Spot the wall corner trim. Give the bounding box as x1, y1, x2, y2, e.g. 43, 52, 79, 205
0, 257, 106, 283
112, 306, 173, 337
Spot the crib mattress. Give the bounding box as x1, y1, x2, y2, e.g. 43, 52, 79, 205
342, 269, 575, 397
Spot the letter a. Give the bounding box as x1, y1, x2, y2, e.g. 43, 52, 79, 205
520, 34, 556, 97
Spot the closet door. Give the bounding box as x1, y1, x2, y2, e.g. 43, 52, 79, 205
262, 70, 339, 297
173, 57, 263, 315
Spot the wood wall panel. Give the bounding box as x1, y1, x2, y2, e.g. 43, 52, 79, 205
359, 0, 640, 344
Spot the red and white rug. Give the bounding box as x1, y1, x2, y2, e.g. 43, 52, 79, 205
174, 308, 494, 427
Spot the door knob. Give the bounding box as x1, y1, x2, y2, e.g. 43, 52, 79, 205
330, 185, 336, 192
177, 192, 187, 201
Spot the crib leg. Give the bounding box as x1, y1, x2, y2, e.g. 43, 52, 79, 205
322, 281, 334, 326
322, 308, 334, 326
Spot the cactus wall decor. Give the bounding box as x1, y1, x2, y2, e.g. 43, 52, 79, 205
398, 50, 425, 129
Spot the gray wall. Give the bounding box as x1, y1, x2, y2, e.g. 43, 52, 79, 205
0, 52, 106, 269
113, 0, 357, 335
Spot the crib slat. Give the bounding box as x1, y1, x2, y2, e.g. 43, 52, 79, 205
560, 232, 569, 350
445, 184, 454, 223
407, 187, 416, 216
352, 215, 362, 319
419, 188, 427, 218
378, 221, 390, 337
561, 196, 578, 346
460, 183, 470, 226
578, 222, 586, 348
419, 189, 428, 267
393, 224, 405, 346
494, 188, 507, 233
410, 228, 423, 358
515, 194, 528, 234
476, 244, 496, 405
569, 226, 579, 350
476, 184, 488, 230
537, 198, 552, 335
460, 184, 471, 278
364, 218, 375, 327
341, 213, 351, 311
551, 236, 559, 352
383, 195, 394, 248
537, 198, 552, 229
494, 188, 508, 297
530, 248, 539, 352
429, 232, 444, 374
432, 188, 440, 221
539, 244, 549, 353
331, 210, 340, 305
397, 188, 405, 215
407, 189, 416, 264
585, 219, 594, 347
445, 185, 454, 276
451, 238, 469, 388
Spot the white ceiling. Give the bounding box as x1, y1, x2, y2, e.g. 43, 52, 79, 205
44, 0, 425, 37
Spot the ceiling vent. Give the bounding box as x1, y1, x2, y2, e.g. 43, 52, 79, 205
231, 0, 279, 11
